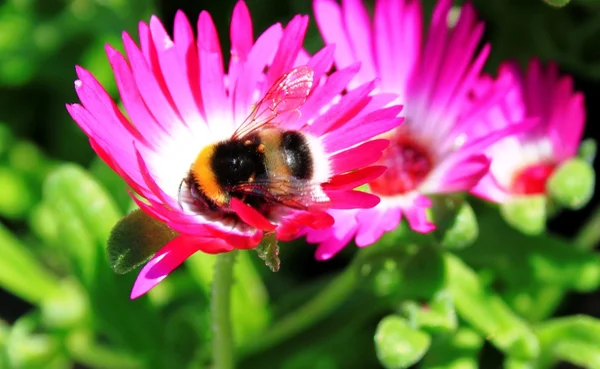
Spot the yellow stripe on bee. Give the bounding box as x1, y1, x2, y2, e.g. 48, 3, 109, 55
191, 144, 228, 206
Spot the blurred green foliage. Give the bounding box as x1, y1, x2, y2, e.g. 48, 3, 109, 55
0, 0, 599, 368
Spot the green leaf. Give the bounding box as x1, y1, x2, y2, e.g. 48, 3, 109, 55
40, 279, 87, 329
547, 158, 595, 210
442, 203, 478, 250
430, 195, 479, 250
420, 327, 483, 369
358, 243, 445, 300
0, 221, 58, 304
255, 232, 281, 272
42, 164, 167, 366
535, 316, 600, 368
504, 358, 536, 369
107, 209, 177, 274
3, 314, 63, 369
374, 315, 431, 369
0, 167, 34, 218
445, 253, 539, 359
402, 246, 446, 299
459, 206, 600, 294
541, 0, 571, 6
500, 195, 547, 235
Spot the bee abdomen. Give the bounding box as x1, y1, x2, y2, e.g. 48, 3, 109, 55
281, 131, 313, 180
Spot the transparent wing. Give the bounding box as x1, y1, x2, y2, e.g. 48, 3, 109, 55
226, 176, 330, 211
231, 65, 314, 140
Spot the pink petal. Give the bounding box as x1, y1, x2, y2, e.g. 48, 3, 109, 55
326, 190, 380, 209
470, 173, 511, 204
314, 0, 355, 71
131, 235, 234, 299
278, 211, 335, 241
324, 165, 387, 191
134, 145, 178, 207
266, 15, 308, 88
341, 0, 376, 83
150, 16, 205, 131
228, 0, 254, 85
554, 92, 585, 158
300, 63, 362, 128
313, 213, 358, 260
173, 10, 205, 118
403, 196, 436, 233
122, 32, 186, 133
137, 21, 173, 108
105, 45, 165, 149
197, 11, 232, 133
307, 45, 336, 91
355, 207, 389, 247
68, 83, 146, 192
330, 138, 389, 174
230, 198, 276, 231
374, 0, 419, 91
436, 154, 490, 193
232, 23, 283, 124
381, 206, 403, 233
306, 73, 373, 136
323, 105, 403, 152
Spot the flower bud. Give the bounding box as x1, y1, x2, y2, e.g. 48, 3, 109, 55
374, 315, 431, 368
500, 195, 547, 235
547, 158, 595, 210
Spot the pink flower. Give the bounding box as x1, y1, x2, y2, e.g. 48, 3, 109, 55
66, 1, 402, 298
307, 0, 522, 260
471, 59, 585, 202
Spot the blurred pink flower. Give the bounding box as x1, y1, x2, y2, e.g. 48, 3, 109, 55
471, 59, 585, 202
66, 1, 402, 298
307, 0, 522, 260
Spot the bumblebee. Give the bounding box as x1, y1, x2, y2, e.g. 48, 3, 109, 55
179, 66, 330, 224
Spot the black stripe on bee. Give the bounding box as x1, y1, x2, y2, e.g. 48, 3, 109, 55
281, 131, 313, 180
211, 137, 268, 189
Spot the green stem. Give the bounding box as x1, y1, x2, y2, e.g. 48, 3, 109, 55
239, 264, 357, 356
211, 250, 238, 369
575, 205, 600, 250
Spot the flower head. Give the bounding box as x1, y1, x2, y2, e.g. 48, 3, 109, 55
307, 0, 521, 259
67, 1, 402, 298
471, 59, 587, 206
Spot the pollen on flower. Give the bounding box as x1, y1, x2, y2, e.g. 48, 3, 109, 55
369, 135, 433, 196
511, 163, 556, 195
